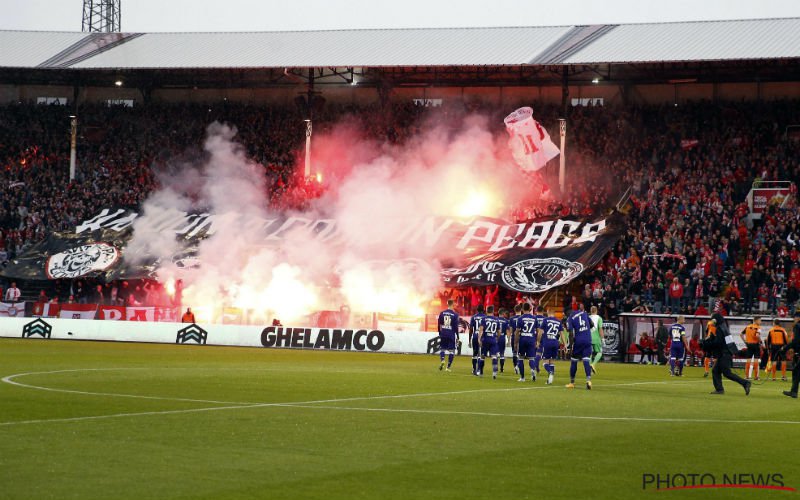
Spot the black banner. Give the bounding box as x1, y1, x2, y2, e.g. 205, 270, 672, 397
440, 211, 626, 292
2, 207, 625, 292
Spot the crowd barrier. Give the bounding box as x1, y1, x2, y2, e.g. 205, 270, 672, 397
618, 313, 796, 363
0, 316, 451, 355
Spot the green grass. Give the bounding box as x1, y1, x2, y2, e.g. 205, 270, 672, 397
1, 338, 798, 500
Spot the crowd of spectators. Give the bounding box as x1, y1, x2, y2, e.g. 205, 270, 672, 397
0, 97, 798, 315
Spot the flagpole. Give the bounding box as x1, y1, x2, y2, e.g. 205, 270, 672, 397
69, 115, 77, 182
304, 119, 312, 178
558, 118, 566, 193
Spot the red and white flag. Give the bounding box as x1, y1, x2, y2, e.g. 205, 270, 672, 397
97, 305, 126, 321
32, 302, 61, 318
504, 107, 560, 172
155, 306, 180, 322
59, 304, 98, 320
126, 306, 156, 322
0, 302, 26, 317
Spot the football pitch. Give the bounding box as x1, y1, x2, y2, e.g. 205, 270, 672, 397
1, 339, 798, 500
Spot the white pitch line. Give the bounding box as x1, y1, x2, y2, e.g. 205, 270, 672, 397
275, 404, 800, 425
0, 371, 722, 427
1, 368, 258, 405
2, 368, 683, 408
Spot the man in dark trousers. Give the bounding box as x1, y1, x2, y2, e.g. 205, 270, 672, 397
780, 313, 800, 398
655, 319, 669, 365
704, 313, 751, 396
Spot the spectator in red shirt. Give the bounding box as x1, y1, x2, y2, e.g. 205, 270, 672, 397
688, 333, 704, 367
636, 332, 657, 364
668, 277, 683, 313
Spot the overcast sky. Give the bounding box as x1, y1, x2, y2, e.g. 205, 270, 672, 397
1, 0, 798, 32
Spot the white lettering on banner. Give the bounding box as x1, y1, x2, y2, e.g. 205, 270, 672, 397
456, 220, 498, 250
574, 220, 606, 244
265, 217, 313, 241
184, 214, 214, 238
406, 217, 455, 248
546, 220, 582, 248
518, 221, 554, 249
145, 208, 188, 233
74, 209, 610, 251
104, 212, 138, 231
489, 223, 526, 252
446, 260, 504, 276
76, 209, 127, 233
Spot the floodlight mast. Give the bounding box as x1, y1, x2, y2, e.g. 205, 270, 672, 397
82, 0, 121, 33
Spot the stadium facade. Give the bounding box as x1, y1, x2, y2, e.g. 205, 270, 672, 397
1, 18, 799, 107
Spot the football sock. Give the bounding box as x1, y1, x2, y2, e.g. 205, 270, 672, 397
447, 353, 454, 368
583, 358, 592, 379
569, 360, 578, 381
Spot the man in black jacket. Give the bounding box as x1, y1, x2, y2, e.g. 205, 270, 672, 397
780, 313, 800, 398
655, 319, 669, 365
704, 313, 751, 396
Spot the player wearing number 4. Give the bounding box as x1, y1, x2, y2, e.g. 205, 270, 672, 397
437, 299, 459, 372
566, 304, 594, 390
538, 313, 563, 385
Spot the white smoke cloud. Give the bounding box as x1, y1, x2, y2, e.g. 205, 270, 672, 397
127, 112, 535, 323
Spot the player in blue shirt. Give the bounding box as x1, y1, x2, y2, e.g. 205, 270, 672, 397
509, 304, 522, 375
470, 305, 486, 376
669, 316, 690, 377
437, 299, 460, 372
478, 305, 501, 379
514, 302, 538, 382
531, 305, 547, 381
566, 304, 595, 389
538, 313, 563, 385
497, 308, 510, 373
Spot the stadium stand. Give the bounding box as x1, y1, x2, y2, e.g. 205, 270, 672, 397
1, 99, 798, 317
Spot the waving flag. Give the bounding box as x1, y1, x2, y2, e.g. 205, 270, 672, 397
504, 107, 560, 172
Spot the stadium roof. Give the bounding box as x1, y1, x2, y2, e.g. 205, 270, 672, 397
1, 18, 799, 70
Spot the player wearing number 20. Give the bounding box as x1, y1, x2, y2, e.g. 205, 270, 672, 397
567, 304, 595, 390
478, 305, 501, 379
538, 314, 563, 385
437, 299, 459, 372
